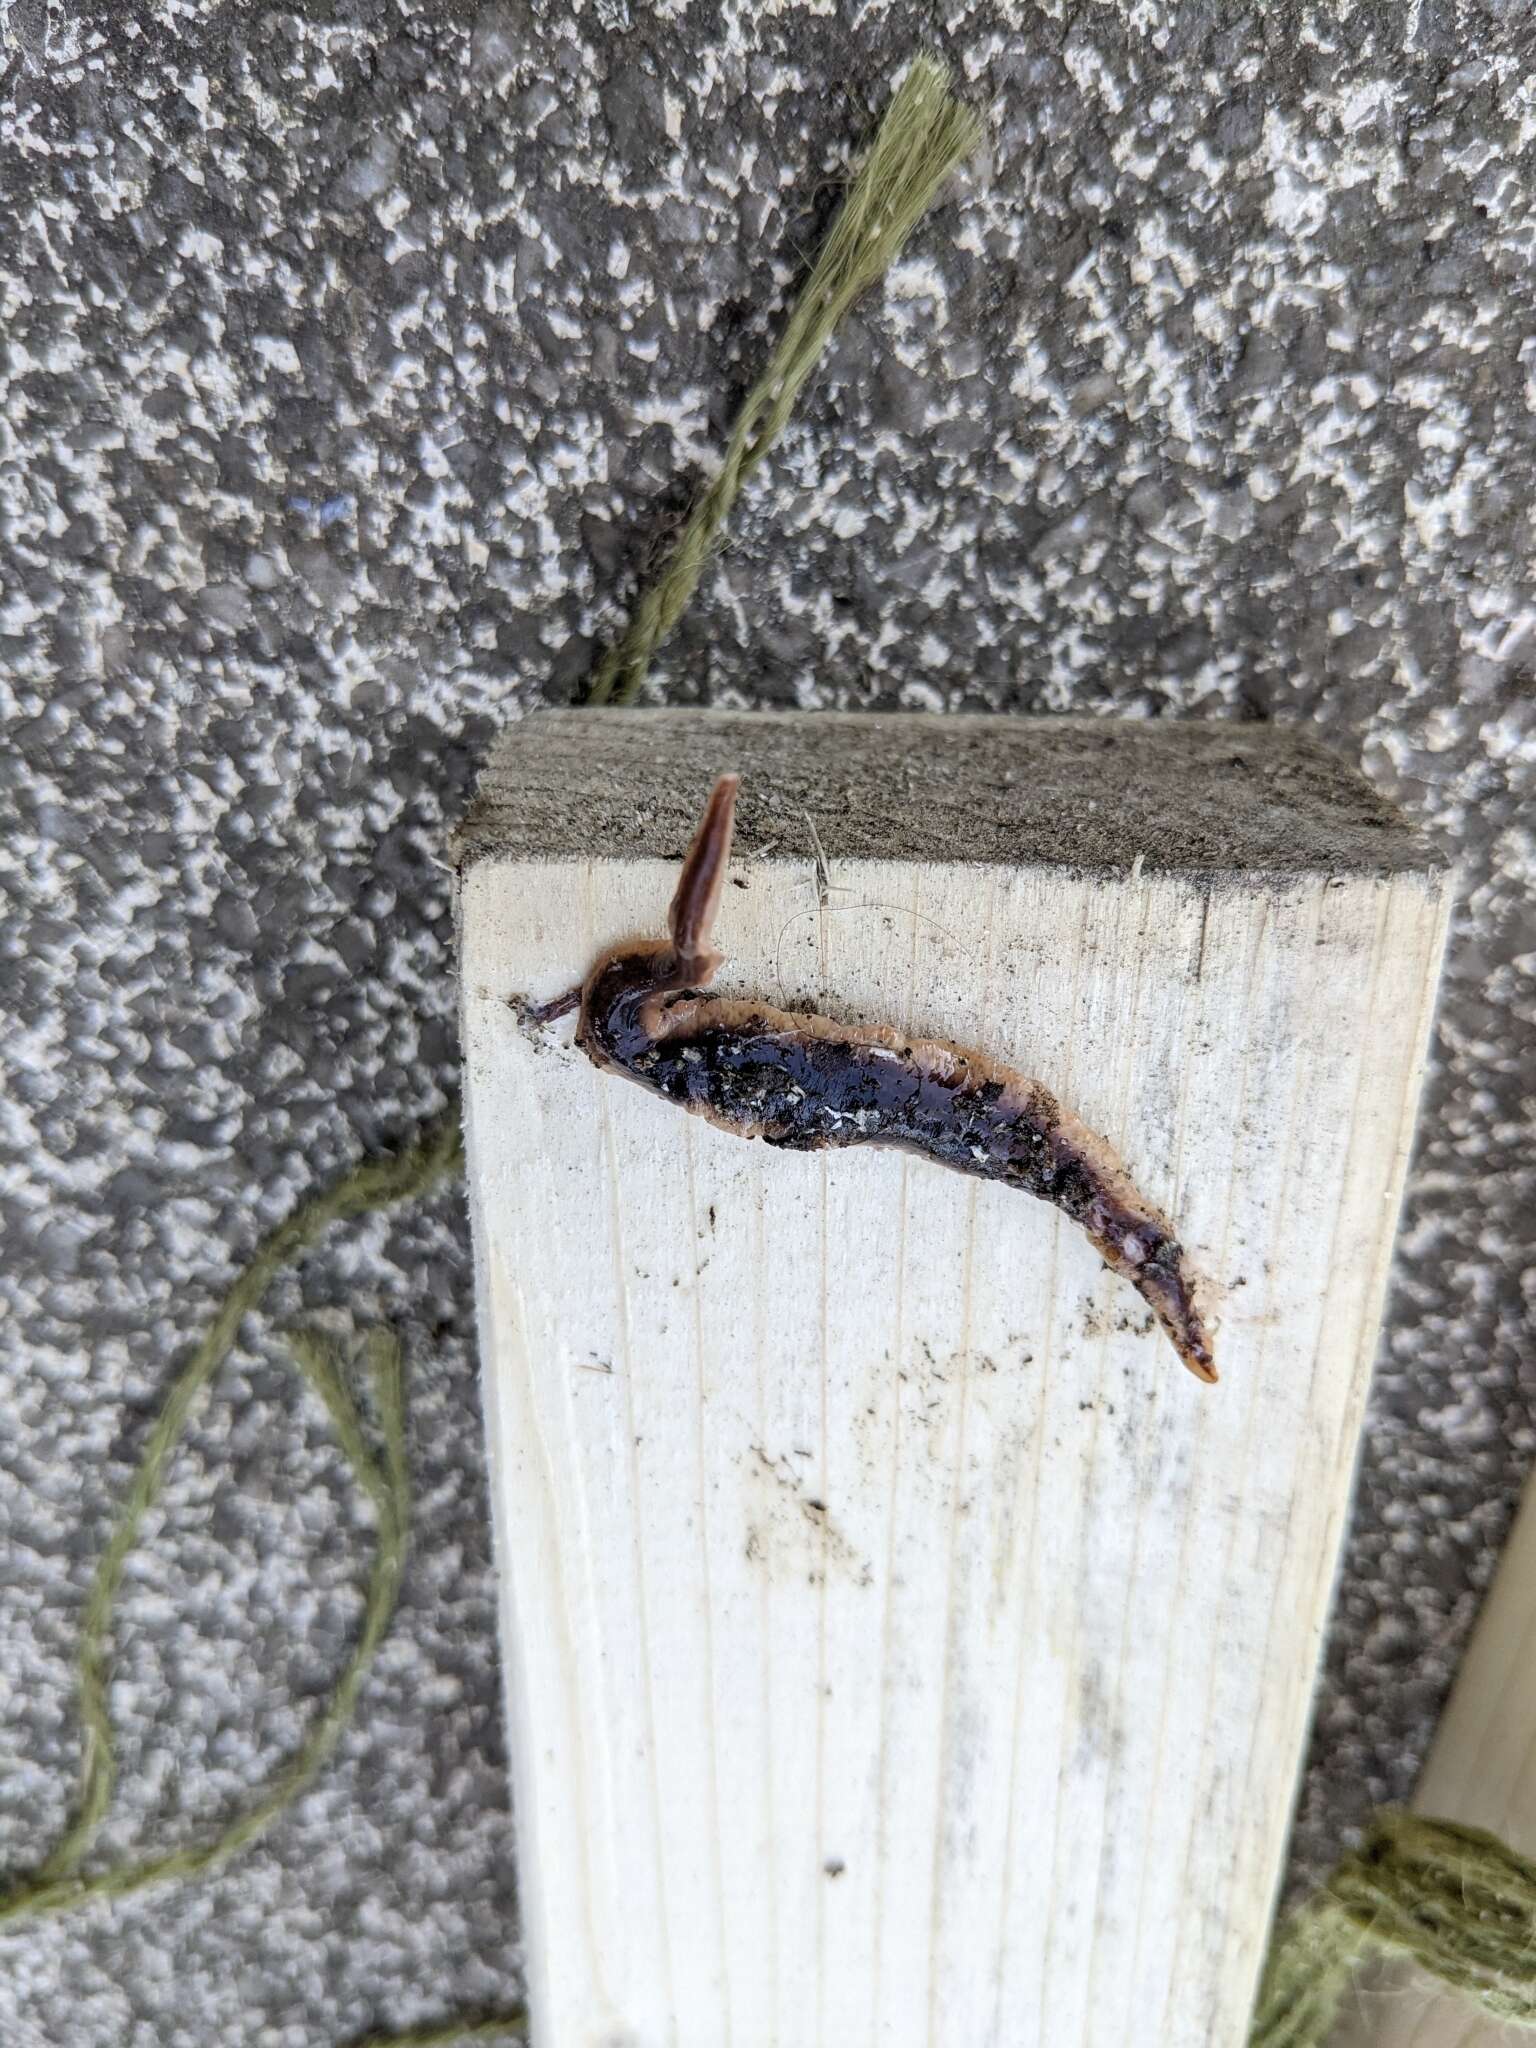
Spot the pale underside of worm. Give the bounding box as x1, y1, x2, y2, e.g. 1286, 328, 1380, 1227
570, 774, 1216, 1384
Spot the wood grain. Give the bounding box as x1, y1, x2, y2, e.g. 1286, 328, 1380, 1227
456, 715, 1449, 2048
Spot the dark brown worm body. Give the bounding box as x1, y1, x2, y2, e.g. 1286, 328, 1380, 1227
575, 776, 1216, 1384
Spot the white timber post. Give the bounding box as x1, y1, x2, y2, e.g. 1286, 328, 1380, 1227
1333, 1464, 1536, 2048
453, 709, 1451, 2048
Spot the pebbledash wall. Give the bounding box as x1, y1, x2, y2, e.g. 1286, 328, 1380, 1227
2, 4, 1532, 2043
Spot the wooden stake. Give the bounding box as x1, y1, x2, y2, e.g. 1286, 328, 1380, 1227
454, 711, 1450, 2048
1332, 1467, 1536, 2048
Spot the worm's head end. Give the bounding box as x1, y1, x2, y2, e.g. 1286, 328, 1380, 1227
668, 773, 740, 986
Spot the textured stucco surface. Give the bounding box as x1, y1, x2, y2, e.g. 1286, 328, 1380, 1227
2, 2, 1534, 2042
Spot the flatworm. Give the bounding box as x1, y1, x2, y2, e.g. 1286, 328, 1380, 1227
574, 774, 1216, 1384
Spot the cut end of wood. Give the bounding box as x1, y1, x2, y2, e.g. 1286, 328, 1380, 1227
451, 709, 1447, 882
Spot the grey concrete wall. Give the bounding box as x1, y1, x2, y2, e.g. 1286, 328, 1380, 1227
2, 2, 1533, 2042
